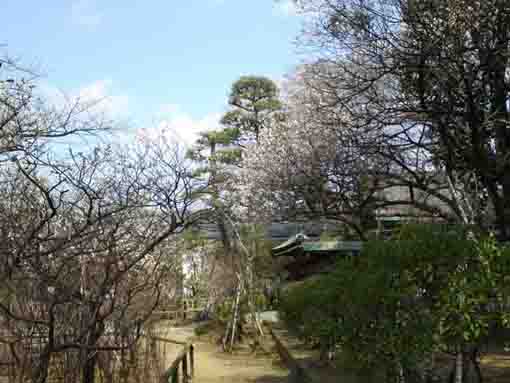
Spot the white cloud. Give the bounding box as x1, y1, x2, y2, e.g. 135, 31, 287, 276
273, 0, 299, 17
77, 80, 129, 117
71, 0, 102, 28
40, 79, 129, 119
138, 107, 221, 147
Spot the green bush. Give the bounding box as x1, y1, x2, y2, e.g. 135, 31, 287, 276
279, 224, 510, 381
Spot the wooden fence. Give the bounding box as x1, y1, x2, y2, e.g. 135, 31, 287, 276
152, 298, 207, 323
159, 341, 194, 383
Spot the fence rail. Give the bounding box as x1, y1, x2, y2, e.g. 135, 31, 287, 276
153, 298, 208, 323
160, 343, 194, 383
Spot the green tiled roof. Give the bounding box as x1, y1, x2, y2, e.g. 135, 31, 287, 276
271, 234, 362, 257
302, 241, 363, 253
272, 235, 303, 252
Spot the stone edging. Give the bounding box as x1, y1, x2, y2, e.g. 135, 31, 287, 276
269, 328, 316, 383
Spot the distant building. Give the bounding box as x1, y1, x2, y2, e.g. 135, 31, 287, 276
271, 234, 362, 281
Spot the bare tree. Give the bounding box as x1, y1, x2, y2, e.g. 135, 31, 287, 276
0, 59, 202, 383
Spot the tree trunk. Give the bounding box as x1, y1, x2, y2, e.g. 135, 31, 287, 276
246, 241, 264, 337
230, 280, 242, 350
97, 352, 115, 383
463, 347, 482, 383
81, 325, 103, 383
82, 352, 97, 383
490, 18, 510, 241
33, 348, 51, 383
396, 360, 405, 383
455, 349, 463, 383
499, 177, 510, 240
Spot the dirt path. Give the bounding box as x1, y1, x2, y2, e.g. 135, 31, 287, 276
153, 321, 289, 383
192, 341, 288, 383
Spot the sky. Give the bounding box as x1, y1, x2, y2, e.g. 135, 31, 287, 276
3, 0, 303, 145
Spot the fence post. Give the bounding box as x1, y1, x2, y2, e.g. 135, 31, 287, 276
182, 353, 188, 382
160, 343, 195, 383
189, 344, 194, 379
173, 366, 178, 383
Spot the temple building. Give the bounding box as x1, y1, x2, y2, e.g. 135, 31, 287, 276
271, 234, 362, 281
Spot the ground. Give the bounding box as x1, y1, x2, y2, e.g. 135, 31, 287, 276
152, 321, 510, 383
153, 321, 289, 383
191, 341, 288, 383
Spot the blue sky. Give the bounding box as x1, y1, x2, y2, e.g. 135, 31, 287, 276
3, 0, 303, 144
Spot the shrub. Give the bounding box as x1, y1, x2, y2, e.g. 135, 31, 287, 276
279, 224, 510, 382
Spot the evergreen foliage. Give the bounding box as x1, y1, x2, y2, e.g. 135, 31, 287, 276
280, 224, 510, 381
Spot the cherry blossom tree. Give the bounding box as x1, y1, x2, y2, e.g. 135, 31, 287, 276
288, 0, 507, 237
239, 66, 461, 238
